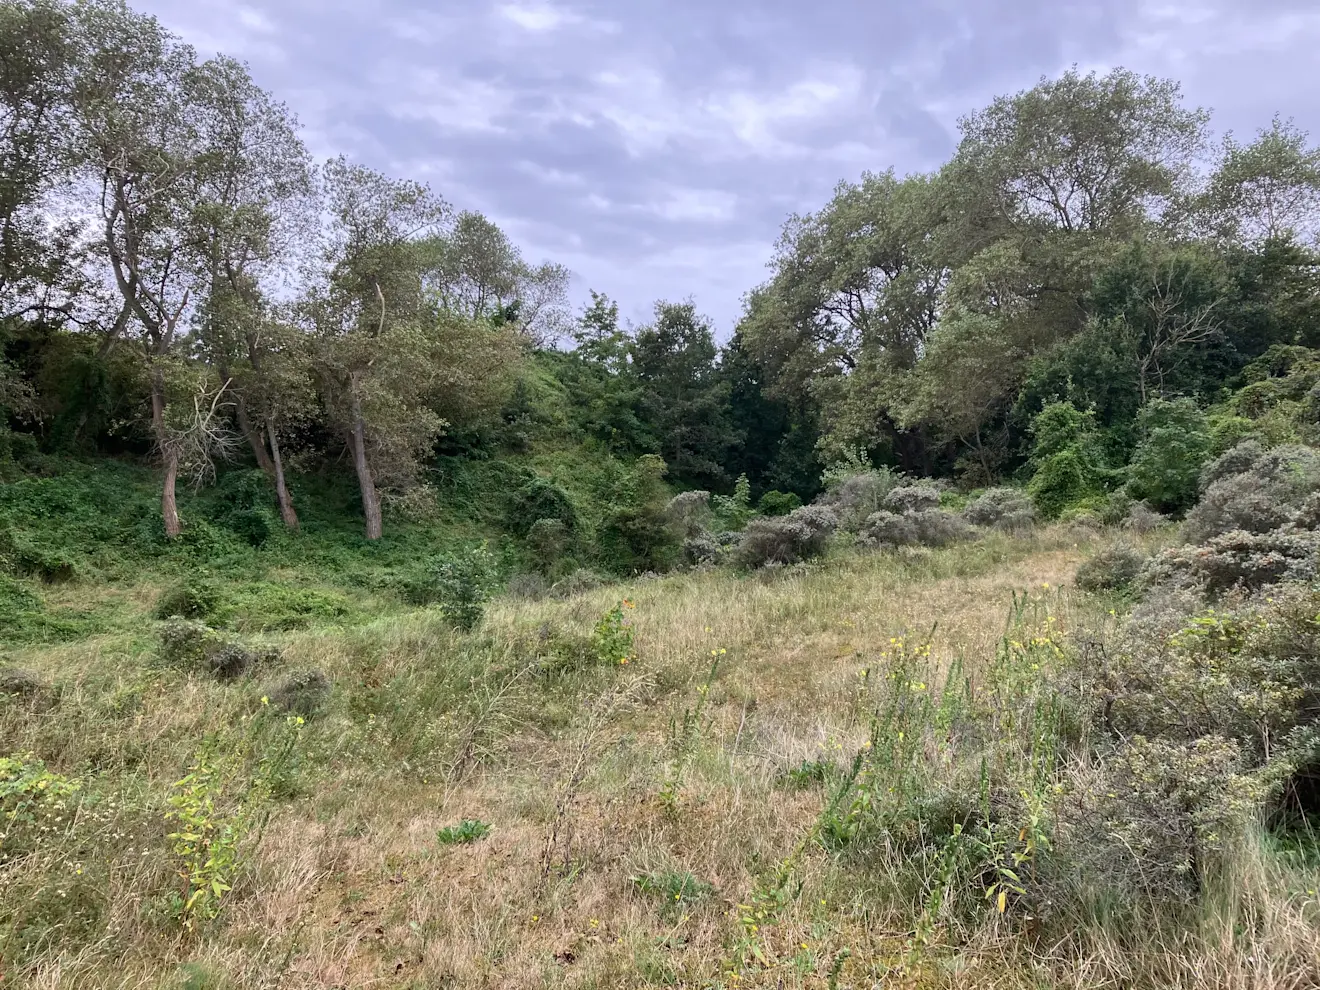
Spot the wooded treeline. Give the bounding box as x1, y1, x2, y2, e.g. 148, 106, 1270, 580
3, 0, 1319, 538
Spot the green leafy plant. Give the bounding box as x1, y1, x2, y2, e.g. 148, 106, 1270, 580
659, 652, 723, 813
592, 599, 637, 666
436, 819, 493, 845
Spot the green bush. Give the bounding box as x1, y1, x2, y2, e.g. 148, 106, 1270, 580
154, 578, 224, 621
756, 490, 801, 516
1026, 403, 1113, 519
1125, 399, 1212, 514
525, 518, 572, 575
416, 544, 498, 631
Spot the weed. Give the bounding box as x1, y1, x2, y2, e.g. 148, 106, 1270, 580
658, 652, 723, 814
436, 819, 492, 845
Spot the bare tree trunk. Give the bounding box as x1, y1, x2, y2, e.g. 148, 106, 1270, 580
150, 372, 182, 539
235, 394, 275, 475
266, 416, 299, 531
347, 384, 382, 540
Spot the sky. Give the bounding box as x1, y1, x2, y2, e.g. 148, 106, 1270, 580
134, 0, 1320, 335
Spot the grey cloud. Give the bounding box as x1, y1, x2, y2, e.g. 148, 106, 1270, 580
134, 0, 1320, 334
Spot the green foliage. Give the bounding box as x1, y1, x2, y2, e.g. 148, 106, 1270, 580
416, 544, 498, 631
1125, 399, 1212, 513
591, 600, 637, 667
597, 456, 681, 575
711, 473, 753, 530
1026, 403, 1114, 519
155, 578, 223, 621
436, 819, 492, 845
756, 490, 801, 516
630, 868, 715, 917
1075, 544, 1147, 592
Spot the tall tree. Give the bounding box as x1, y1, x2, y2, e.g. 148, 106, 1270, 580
188, 54, 314, 529
71, 1, 221, 537
631, 300, 736, 489
308, 158, 450, 540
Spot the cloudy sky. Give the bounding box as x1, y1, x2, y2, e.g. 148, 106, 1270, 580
135, 0, 1320, 334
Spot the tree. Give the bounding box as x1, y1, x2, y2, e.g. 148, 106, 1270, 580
0, 0, 79, 319
308, 158, 451, 539
1195, 118, 1320, 247
630, 301, 737, 490
71, 2, 222, 537
187, 54, 314, 529
950, 67, 1208, 237
419, 210, 570, 344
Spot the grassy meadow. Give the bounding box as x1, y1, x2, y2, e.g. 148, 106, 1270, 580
6, 519, 1319, 989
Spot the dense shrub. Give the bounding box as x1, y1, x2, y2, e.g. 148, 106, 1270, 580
732, 505, 837, 568
882, 485, 941, 514
153, 578, 223, 621
0, 666, 45, 697
756, 490, 801, 516
420, 544, 498, 631
1063, 586, 1320, 896
508, 476, 578, 537
1141, 528, 1320, 596
962, 488, 1035, 532
0, 527, 78, 582
157, 618, 218, 668
682, 533, 722, 567
549, 569, 606, 599
1124, 398, 1213, 514
860, 509, 970, 549
266, 668, 332, 717
664, 490, 713, 538
1026, 402, 1112, 518
505, 572, 550, 599
815, 468, 900, 532
1182, 442, 1320, 543
1120, 501, 1168, 533
1198, 439, 1265, 491
526, 518, 571, 575
1075, 544, 1146, 591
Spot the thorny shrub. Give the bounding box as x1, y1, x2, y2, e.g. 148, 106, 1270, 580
1075, 544, 1147, 592
1182, 442, 1320, 543
1140, 528, 1320, 596
882, 484, 942, 515
859, 509, 971, 549
814, 468, 900, 532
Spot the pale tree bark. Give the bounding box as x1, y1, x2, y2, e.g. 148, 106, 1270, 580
266, 416, 298, 531
347, 375, 382, 540
150, 371, 181, 538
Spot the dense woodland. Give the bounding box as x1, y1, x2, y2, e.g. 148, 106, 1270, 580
2, 0, 1318, 561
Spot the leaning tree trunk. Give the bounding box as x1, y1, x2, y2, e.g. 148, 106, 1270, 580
266, 416, 299, 531
347, 383, 382, 540
150, 372, 182, 539
235, 394, 300, 530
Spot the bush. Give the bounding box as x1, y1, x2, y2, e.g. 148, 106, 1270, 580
664, 490, 713, 538
205, 641, 278, 681
0, 527, 78, 582
1075, 544, 1146, 592
1026, 402, 1112, 519
815, 468, 900, 532
425, 544, 498, 632
682, 532, 722, 567
436, 819, 492, 845
963, 488, 1035, 532
153, 578, 223, 621
860, 509, 971, 549
1198, 438, 1265, 491
266, 668, 331, 717
505, 572, 550, 600
1182, 443, 1320, 544
882, 484, 941, 514
0, 666, 45, 697
1063, 586, 1320, 896
549, 569, 606, 599
508, 476, 578, 537
732, 505, 837, 569
1120, 501, 1168, 533
157, 618, 218, 668
756, 490, 801, 516
526, 518, 571, 575
1141, 528, 1320, 596
1125, 398, 1213, 514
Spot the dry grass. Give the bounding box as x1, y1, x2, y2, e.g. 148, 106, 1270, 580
3, 526, 1318, 989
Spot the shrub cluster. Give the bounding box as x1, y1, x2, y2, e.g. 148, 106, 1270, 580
1141, 528, 1320, 596
731, 505, 837, 569
859, 508, 970, 549
1182, 442, 1320, 544
1075, 544, 1147, 592
962, 487, 1036, 532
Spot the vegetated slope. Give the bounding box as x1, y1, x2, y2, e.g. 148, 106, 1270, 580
6, 519, 1320, 989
